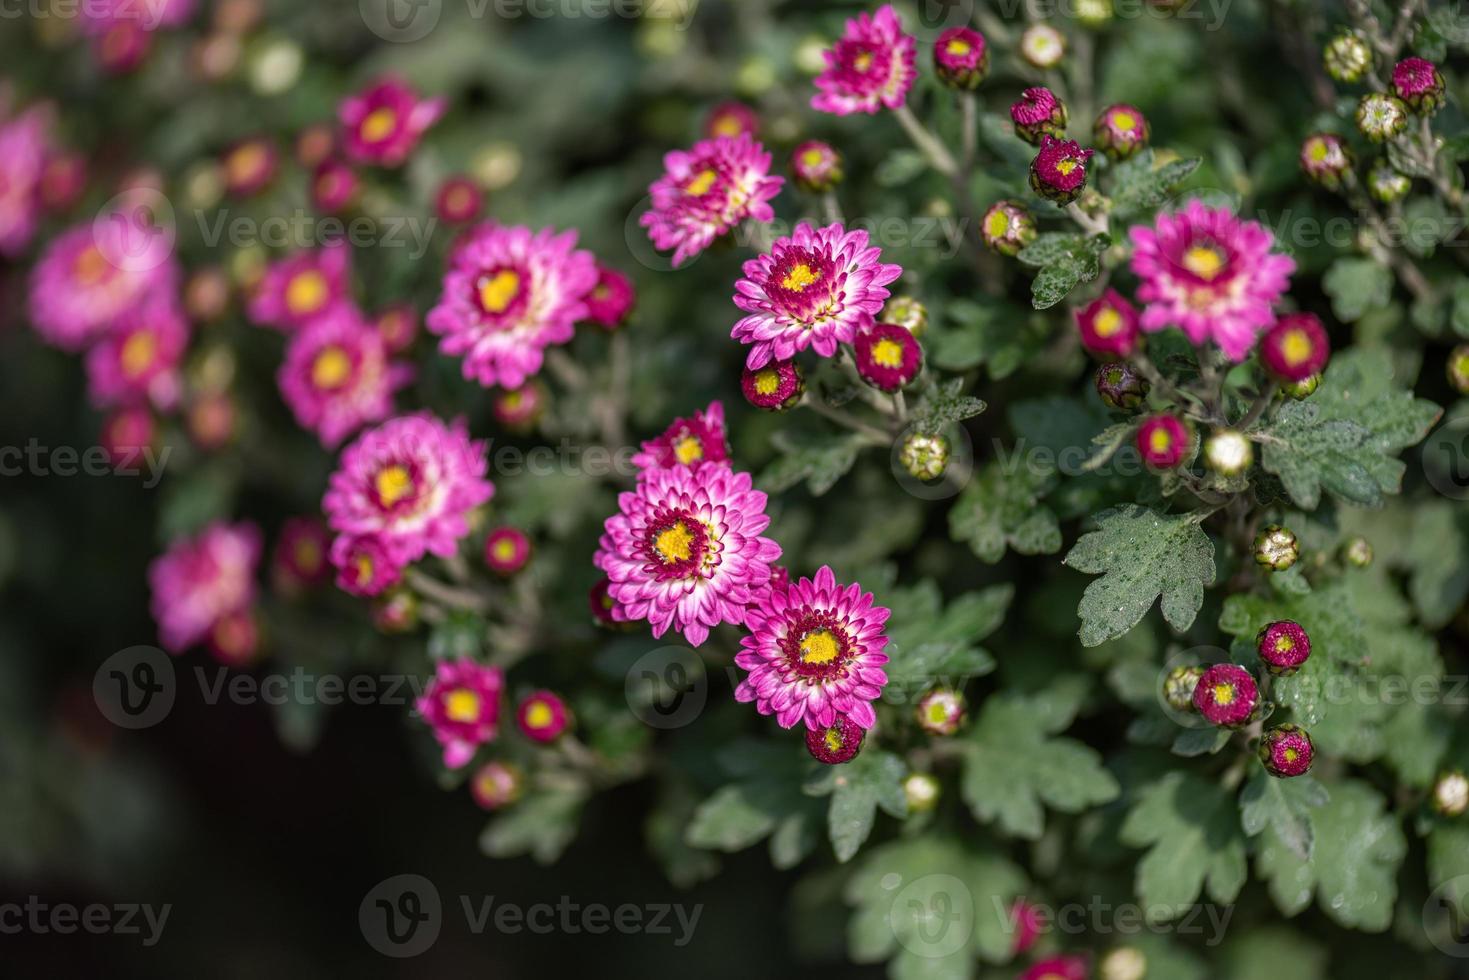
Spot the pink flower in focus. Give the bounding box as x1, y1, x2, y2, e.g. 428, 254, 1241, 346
632, 401, 730, 473
594, 464, 781, 647
148, 521, 262, 653
247, 242, 352, 331
731, 221, 902, 369
734, 566, 890, 731
1128, 200, 1296, 361
426, 223, 597, 389
277, 306, 412, 448
811, 5, 917, 116
85, 298, 190, 409
640, 134, 783, 268
339, 77, 446, 167
323, 412, 494, 566
416, 658, 505, 768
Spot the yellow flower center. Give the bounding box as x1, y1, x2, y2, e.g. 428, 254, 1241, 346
654, 520, 695, 563
226, 143, 267, 184
1055, 158, 1079, 176
854, 51, 874, 72
354, 554, 375, 585
311, 345, 352, 389
360, 107, 399, 143
445, 689, 481, 723
1283, 747, 1299, 762
945, 38, 972, 57
120, 330, 157, 378
74, 246, 110, 286
1149, 429, 1173, 455
984, 210, 1010, 238
1307, 139, 1330, 162
1280, 329, 1313, 366
1111, 110, 1136, 132
1274, 635, 1294, 653
375, 465, 414, 508
824, 728, 843, 753
800, 148, 827, 168
1093, 307, 1121, 338
800, 628, 840, 665
712, 116, 742, 137
1213, 682, 1235, 706
753, 368, 781, 396
927, 702, 949, 724
781, 263, 821, 291
478, 270, 521, 314
871, 338, 905, 368
286, 270, 329, 316
492, 538, 519, 562
684, 168, 718, 196
1182, 246, 1225, 280
525, 701, 554, 729
673, 435, 704, 465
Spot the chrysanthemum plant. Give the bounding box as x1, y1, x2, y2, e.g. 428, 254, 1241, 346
9, 0, 1469, 975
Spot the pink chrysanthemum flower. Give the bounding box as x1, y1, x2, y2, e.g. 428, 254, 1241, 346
806, 714, 865, 764
0, 106, 51, 257
311, 158, 359, 213
1129, 200, 1296, 361
742, 359, 804, 412
704, 101, 760, 139
330, 533, 404, 598
583, 265, 636, 330
85, 298, 190, 410
323, 412, 495, 565
484, 526, 532, 576
426, 223, 597, 389
434, 175, 483, 224
271, 516, 332, 595
640, 133, 783, 268
492, 382, 547, 431
732, 221, 902, 369
28, 221, 179, 351
855, 323, 922, 392
339, 77, 446, 168
222, 137, 279, 197
416, 658, 505, 768
1076, 288, 1141, 360
1192, 663, 1259, 728
1260, 312, 1330, 382
594, 465, 781, 647
516, 690, 571, 743
148, 521, 262, 653
811, 5, 917, 116
247, 242, 352, 331
277, 306, 413, 448
735, 566, 890, 731
632, 401, 730, 472
1136, 413, 1192, 469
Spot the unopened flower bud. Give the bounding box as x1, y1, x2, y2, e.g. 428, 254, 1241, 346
1193, 663, 1259, 728
1205, 430, 1253, 476
1391, 57, 1446, 114
900, 433, 950, 482
1300, 133, 1353, 191
1164, 665, 1204, 712
1432, 770, 1469, 817
882, 296, 928, 337
1030, 136, 1094, 205
1356, 93, 1408, 143
1019, 25, 1065, 69
915, 689, 965, 736
790, 140, 843, 193
1324, 31, 1371, 83
1094, 104, 1149, 160
1367, 160, 1411, 203
1255, 524, 1299, 571
1259, 724, 1315, 777
981, 200, 1036, 256
1342, 536, 1373, 568
903, 772, 941, 812
1257, 620, 1311, 676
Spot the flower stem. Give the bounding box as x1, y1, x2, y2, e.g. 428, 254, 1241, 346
801, 395, 892, 444
1234, 383, 1278, 431
893, 104, 958, 178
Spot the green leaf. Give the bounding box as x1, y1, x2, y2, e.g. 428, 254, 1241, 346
882, 582, 1008, 702
960, 692, 1119, 839
1322, 257, 1393, 322
909, 378, 987, 436
1171, 727, 1229, 757
824, 750, 908, 862
1218, 927, 1328, 980
933, 299, 1046, 378
1254, 779, 1406, 931
948, 463, 1061, 564
1259, 349, 1442, 508
1239, 769, 1329, 862
875, 149, 929, 186
1018, 233, 1109, 310
1110, 151, 1202, 219
1408, 501, 1469, 628
1452, 278, 1469, 338
479, 787, 586, 864
1119, 771, 1248, 917
1428, 822, 1469, 921
1063, 504, 1217, 647
758, 429, 864, 496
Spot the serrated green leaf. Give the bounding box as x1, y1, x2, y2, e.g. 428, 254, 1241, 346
1110, 152, 1202, 219
758, 430, 864, 496
960, 693, 1119, 838
479, 787, 586, 864
1063, 504, 1216, 647
910, 377, 987, 436
825, 750, 908, 862
883, 583, 1007, 702
1254, 779, 1405, 931
1120, 771, 1248, 917
1408, 501, 1469, 628
1239, 769, 1328, 862
1322, 257, 1393, 322
948, 463, 1061, 564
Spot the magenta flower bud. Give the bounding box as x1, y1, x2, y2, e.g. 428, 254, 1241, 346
371, 587, 420, 634
332, 534, 404, 598
584, 265, 636, 331
1391, 57, 1445, 114
435, 175, 484, 224
1259, 724, 1314, 777
1094, 103, 1149, 160
100, 406, 157, 468
492, 382, 547, 431
1449, 345, 1469, 395
1164, 665, 1204, 712
1356, 92, 1408, 142
805, 713, 865, 765
704, 101, 759, 140
516, 690, 571, 743
1076, 289, 1140, 359
222, 136, 279, 197
1010, 900, 1043, 955
855, 323, 923, 392
311, 158, 359, 213
981, 200, 1037, 256
1192, 663, 1259, 728
1136, 413, 1191, 469
1094, 363, 1150, 411
790, 140, 844, 194
1020, 956, 1088, 980
296, 123, 336, 169
1256, 620, 1311, 676
484, 526, 532, 576
1260, 313, 1330, 382
1011, 87, 1068, 145
741, 359, 804, 412
934, 27, 988, 91
272, 517, 331, 596
187, 391, 238, 451
1300, 133, 1353, 192
470, 760, 523, 811
96, 22, 153, 75
1254, 524, 1299, 571
588, 577, 625, 627
915, 689, 965, 735
1029, 136, 1094, 205
374, 303, 419, 355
